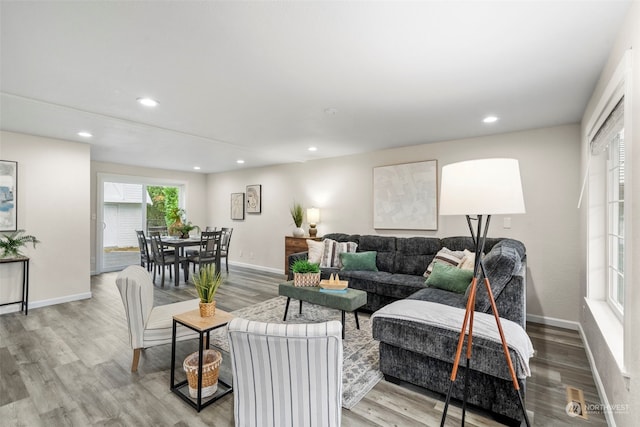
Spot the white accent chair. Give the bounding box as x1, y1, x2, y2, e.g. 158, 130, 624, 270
227, 318, 343, 427
115, 265, 199, 372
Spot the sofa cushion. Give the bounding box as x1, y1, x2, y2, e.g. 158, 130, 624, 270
341, 271, 426, 300
407, 287, 468, 309
425, 263, 474, 294
340, 251, 378, 271
394, 237, 442, 276
358, 235, 396, 272
323, 233, 361, 246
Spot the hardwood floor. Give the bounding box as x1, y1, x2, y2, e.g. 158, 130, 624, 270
0, 266, 608, 426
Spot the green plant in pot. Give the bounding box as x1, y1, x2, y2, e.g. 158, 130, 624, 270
290, 259, 321, 287
174, 222, 200, 239
0, 230, 40, 258
290, 201, 304, 237
193, 264, 224, 317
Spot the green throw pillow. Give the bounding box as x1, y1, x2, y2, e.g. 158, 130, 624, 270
425, 263, 474, 294
340, 251, 378, 271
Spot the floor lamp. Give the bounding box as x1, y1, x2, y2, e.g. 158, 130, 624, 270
438, 158, 530, 426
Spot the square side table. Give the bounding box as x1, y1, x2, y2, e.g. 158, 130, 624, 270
171, 308, 234, 412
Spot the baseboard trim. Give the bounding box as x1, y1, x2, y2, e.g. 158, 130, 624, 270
0, 292, 92, 315
229, 261, 283, 276
526, 313, 580, 331
527, 314, 616, 426
578, 324, 616, 427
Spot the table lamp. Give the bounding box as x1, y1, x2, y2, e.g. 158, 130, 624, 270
307, 208, 320, 237
439, 158, 530, 426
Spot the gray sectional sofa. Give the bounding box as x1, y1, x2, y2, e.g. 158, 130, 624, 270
287, 233, 529, 424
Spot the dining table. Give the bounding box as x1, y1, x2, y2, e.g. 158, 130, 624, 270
160, 236, 205, 288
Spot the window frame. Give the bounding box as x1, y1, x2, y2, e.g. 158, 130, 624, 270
584, 49, 633, 374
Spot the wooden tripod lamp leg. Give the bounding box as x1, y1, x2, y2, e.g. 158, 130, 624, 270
482, 274, 531, 426
448, 277, 478, 382
441, 277, 478, 426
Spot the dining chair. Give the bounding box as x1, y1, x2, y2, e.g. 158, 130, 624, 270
186, 226, 216, 261
149, 232, 187, 286
115, 265, 199, 372
187, 230, 222, 275
227, 318, 343, 427
136, 230, 153, 272
219, 227, 233, 273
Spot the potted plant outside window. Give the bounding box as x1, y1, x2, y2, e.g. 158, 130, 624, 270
290, 259, 321, 287
192, 264, 224, 317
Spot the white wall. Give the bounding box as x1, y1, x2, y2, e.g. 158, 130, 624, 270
207, 123, 581, 323
579, 3, 640, 426
0, 131, 91, 311
90, 161, 207, 273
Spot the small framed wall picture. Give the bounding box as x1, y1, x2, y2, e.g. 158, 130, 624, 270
231, 193, 245, 220
0, 160, 18, 232
246, 184, 261, 213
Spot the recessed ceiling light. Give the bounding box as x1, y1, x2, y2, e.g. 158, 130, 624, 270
77, 131, 92, 138
483, 116, 499, 123
308, 146, 318, 152
236, 159, 245, 164
193, 166, 201, 170
137, 97, 159, 107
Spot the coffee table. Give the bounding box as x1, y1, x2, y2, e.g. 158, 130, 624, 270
170, 308, 233, 412
278, 281, 367, 339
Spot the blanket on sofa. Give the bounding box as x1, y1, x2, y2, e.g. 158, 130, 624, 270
371, 299, 535, 377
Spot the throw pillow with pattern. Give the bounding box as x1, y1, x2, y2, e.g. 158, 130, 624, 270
321, 239, 358, 268
423, 247, 465, 277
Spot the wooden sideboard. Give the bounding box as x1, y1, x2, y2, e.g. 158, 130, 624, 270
284, 236, 322, 275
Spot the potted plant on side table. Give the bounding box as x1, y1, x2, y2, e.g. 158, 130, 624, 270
185, 264, 225, 399
192, 264, 224, 317
290, 259, 321, 287
0, 229, 40, 258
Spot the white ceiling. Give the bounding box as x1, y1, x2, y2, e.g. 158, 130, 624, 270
0, 1, 631, 173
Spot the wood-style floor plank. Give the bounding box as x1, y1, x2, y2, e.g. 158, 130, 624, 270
0, 266, 608, 426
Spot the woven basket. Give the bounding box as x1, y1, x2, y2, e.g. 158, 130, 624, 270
183, 349, 222, 398
293, 272, 321, 287
199, 301, 216, 317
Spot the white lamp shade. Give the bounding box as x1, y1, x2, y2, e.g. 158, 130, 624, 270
307, 207, 320, 224
439, 158, 526, 215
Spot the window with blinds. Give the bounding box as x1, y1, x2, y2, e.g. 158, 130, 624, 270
591, 97, 625, 317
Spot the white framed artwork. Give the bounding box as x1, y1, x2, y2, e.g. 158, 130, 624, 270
373, 160, 438, 230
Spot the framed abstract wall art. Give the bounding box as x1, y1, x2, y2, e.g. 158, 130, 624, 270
231, 193, 245, 220
0, 160, 17, 232
246, 184, 261, 214
373, 160, 438, 230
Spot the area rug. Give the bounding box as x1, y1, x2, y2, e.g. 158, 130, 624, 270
208, 296, 383, 409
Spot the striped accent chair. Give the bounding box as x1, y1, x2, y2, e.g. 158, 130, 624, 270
115, 265, 199, 372
228, 318, 343, 427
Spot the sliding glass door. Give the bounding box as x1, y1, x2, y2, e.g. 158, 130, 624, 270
97, 174, 184, 273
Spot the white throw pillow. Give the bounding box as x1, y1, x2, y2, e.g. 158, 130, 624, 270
307, 239, 324, 264
458, 249, 476, 271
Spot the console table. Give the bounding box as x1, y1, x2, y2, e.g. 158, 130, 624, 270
0, 256, 30, 315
